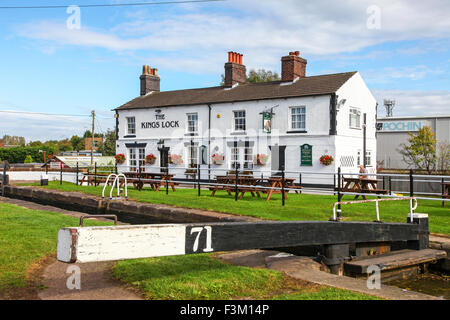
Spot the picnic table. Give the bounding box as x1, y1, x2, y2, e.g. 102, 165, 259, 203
210, 175, 300, 201
123, 171, 177, 192
442, 182, 450, 207
341, 176, 388, 200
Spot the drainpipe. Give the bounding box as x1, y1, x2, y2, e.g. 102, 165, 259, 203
329, 93, 337, 135
363, 113, 367, 167
208, 104, 212, 181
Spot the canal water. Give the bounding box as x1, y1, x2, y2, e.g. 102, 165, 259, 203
386, 272, 450, 300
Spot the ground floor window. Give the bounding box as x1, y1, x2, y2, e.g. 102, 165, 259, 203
357, 150, 372, 167
128, 148, 145, 171
187, 145, 198, 168
365, 150, 372, 167
230, 147, 253, 170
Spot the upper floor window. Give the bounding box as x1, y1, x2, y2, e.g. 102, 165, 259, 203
187, 113, 198, 133
349, 108, 361, 129
233, 110, 246, 132
290, 106, 306, 130
126, 117, 136, 134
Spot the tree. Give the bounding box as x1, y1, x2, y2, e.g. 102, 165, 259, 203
436, 141, 450, 173
246, 69, 280, 83
399, 126, 437, 174
97, 129, 116, 156
1, 135, 25, 146
70, 135, 85, 151
220, 68, 280, 85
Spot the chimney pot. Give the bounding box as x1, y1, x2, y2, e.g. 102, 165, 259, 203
140, 64, 160, 95
224, 51, 246, 87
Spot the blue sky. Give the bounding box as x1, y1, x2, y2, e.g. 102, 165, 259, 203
0, 0, 449, 141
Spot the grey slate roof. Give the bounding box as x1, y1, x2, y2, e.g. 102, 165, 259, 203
116, 71, 357, 110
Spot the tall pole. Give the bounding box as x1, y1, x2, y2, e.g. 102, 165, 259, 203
91, 110, 95, 166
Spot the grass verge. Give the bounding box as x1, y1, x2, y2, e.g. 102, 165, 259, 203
112, 254, 379, 300
0, 202, 111, 298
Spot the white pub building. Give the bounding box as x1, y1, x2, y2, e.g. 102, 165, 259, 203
115, 51, 377, 186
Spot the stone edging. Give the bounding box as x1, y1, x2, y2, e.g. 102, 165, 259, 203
3, 185, 259, 224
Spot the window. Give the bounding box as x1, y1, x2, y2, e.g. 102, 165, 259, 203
244, 147, 253, 169
138, 148, 145, 168
230, 147, 253, 170
127, 117, 136, 134
349, 108, 361, 129
365, 150, 372, 167
290, 107, 306, 130
357, 150, 372, 167
129, 148, 136, 171
187, 145, 198, 167
233, 111, 246, 132
231, 147, 240, 169
187, 113, 198, 133
129, 148, 145, 171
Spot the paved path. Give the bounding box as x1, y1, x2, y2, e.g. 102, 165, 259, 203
38, 260, 144, 300
0, 196, 143, 300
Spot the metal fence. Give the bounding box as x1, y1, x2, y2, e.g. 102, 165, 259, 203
33, 162, 450, 210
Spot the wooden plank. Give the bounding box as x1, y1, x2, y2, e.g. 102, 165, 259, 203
344, 249, 447, 274
57, 220, 425, 263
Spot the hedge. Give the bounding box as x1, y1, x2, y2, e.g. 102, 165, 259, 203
0, 146, 57, 164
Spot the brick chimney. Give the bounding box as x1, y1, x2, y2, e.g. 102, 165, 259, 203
281, 51, 307, 82
140, 65, 160, 95
224, 51, 246, 87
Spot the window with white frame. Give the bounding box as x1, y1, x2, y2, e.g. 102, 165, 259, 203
357, 150, 372, 167
244, 147, 253, 169
230, 147, 253, 170
187, 145, 198, 167
233, 111, 246, 132
127, 117, 136, 134
129, 148, 145, 171
349, 108, 361, 129
138, 148, 145, 168
231, 147, 240, 169
290, 107, 306, 130
129, 148, 136, 170
365, 150, 372, 167
187, 113, 198, 133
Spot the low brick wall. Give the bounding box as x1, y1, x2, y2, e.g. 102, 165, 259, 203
3, 185, 258, 224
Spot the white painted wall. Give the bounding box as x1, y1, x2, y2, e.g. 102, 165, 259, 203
116, 73, 376, 185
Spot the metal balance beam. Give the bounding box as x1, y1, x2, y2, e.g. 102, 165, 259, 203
57, 216, 429, 266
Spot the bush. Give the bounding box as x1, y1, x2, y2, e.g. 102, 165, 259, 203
24, 155, 34, 163
0, 146, 56, 164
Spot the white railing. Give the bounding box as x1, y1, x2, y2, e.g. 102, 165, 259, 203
332, 197, 418, 222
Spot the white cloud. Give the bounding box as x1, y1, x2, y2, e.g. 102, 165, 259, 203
14, 0, 450, 73
374, 89, 450, 117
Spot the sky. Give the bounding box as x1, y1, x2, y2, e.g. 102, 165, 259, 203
0, 0, 449, 141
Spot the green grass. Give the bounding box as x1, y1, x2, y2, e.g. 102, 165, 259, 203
113, 254, 379, 300
32, 181, 450, 235
0, 202, 112, 291
0, 201, 378, 300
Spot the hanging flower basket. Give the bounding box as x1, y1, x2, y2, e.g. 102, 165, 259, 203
211, 153, 225, 165
255, 154, 269, 166
114, 154, 126, 164
169, 154, 183, 165
319, 155, 334, 166
145, 154, 157, 164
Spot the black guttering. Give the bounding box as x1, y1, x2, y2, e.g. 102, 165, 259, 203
329, 93, 337, 135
